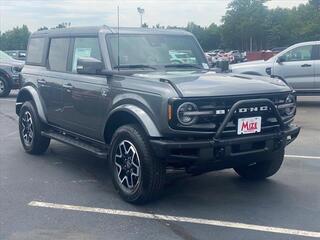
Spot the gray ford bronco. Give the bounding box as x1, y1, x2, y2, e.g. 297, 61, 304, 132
16, 26, 300, 203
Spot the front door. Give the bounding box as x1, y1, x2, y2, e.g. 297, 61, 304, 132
273, 45, 315, 91
61, 37, 109, 140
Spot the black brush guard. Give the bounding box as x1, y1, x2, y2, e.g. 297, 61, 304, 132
151, 99, 300, 162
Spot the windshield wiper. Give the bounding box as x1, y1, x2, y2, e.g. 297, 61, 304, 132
164, 64, 203, 69
113, 64, 157, 70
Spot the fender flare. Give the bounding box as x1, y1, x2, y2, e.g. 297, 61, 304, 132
16, 86, 48, 124
0, 69, 12, 87
106, 104, 162, 137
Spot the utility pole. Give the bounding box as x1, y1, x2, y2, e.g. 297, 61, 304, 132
137, 7, 145, 27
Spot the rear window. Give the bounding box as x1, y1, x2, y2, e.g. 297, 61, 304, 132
48, 38, 70, 72
26, 38, 45, 64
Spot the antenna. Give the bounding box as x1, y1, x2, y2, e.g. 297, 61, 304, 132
117, 6, 120, 71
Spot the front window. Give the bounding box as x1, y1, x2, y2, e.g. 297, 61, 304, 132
107, 34, 208, 70
71, 37, 102, 73
281, 45, 313, 62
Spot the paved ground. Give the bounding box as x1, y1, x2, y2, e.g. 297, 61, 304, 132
0, 92, 319, 240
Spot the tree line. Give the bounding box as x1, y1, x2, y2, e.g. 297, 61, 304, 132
0, 0, 319, 52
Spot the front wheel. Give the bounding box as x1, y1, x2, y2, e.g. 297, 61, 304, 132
109, 124, 165, 204
233, 148, 284, 180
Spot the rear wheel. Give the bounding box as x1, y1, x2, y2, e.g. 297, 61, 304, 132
19, 101, 50, 154
109, 124, 165, 204
0, 76, 11, 97
233, 148, 284, 180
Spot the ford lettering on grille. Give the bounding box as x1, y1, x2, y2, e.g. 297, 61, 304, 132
216, 106, 269, 115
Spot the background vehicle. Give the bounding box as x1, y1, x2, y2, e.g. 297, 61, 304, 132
228, 50, 243, 63
230, 41, 320, 95
17, 26, 299, 204
0, 50, 24, 97
5, 50, 27, 61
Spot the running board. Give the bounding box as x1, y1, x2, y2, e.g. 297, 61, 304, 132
41, 131, 108, 158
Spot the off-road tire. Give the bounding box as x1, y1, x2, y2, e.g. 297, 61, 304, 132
19, 101, 50, 154
109, 124, 165, 204
233, 148, 284, 180
0, 76, 11, 97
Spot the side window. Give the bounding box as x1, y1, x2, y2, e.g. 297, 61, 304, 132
26, 38, 45, 64
71, 37, 101, 73
281, 45, 313, 62
48, 38, 70, 72
316, 45, 320, 60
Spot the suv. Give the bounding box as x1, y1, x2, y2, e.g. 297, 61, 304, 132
230, 41, 320, 95
0, 50, 24, 97
16, 27, 300, 204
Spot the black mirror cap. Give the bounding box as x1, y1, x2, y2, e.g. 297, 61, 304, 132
277, 56, 285, 63
77, 57, 103, 74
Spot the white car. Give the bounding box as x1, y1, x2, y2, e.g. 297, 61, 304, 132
230, 41, 320, 95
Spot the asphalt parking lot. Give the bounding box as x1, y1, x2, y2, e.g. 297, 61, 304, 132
1, 92, 319, 240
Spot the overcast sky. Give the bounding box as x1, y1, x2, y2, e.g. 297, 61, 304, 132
0, 0, 309, 32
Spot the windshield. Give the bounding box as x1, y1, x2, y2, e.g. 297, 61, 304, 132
107, 34, 208, 70
0, 51, 14, 61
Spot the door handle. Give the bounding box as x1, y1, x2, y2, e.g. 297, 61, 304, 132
37, 79, 47, 85
301, 64, 312, 67
62, 83, 73, 92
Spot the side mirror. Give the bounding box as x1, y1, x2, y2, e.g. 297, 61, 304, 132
276, 56, 285, 64
77, 57, 103, 74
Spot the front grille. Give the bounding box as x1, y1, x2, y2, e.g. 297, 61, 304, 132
170, 93, 292, 136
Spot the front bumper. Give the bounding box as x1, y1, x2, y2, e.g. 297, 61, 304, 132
151, 124, 300, 163
151, 98, 300, 166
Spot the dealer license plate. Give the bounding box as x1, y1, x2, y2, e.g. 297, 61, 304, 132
237, 117, 261, 135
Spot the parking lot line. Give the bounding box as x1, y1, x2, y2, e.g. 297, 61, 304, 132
285, 155, 320, 160
29, 201, 320, 238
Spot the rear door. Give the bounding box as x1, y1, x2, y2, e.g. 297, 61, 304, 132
60, 36, 108, 139
273, 44, 315, 90
43, 37, 71, 126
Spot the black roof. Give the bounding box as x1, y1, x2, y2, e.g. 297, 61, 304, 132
31, 26, 192, 37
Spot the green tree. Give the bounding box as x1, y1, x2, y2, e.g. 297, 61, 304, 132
38, 26, 49, 31
141, 23, 148, 28
221, 0, 268, 51
0, 25, 30, 50
185, 22, 221, 51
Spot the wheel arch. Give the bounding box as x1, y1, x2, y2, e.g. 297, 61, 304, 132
0, 69, 12, 88
16, 86, 47, 123
104, 105, 162, 144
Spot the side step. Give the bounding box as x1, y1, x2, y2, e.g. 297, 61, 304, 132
41, 131, 108, 158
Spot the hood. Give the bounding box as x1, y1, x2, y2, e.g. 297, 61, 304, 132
0, 58, 25, 67
134, 71, 290, 97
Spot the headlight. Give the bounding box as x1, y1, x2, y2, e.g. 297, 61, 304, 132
284, 94, 296, 116
11, 66, 22, 73
177, 102, 198, 125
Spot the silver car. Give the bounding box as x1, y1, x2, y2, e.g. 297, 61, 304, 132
230, 41, 320, 95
